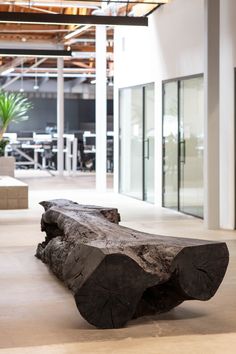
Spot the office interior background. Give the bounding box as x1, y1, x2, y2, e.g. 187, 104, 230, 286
2, 0, 234, 230
1, 0, 236, 353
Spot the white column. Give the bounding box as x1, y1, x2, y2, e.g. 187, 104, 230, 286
96, 25, 107, 191
204, 0, 220, 229
57, 57, 64, 176
219, 1, 235, 229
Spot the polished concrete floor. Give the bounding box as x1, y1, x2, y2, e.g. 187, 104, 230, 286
0, 171, 236, 353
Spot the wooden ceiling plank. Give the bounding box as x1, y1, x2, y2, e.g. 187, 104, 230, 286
71, 60, 91, 69
17, 5, 58, 14
0, 1, 101, 9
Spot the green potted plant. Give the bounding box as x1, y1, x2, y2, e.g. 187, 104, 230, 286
0, 90, 33, 176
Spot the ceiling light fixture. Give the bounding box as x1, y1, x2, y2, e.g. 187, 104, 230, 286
0, 48, 72, 58
0, 12, 148, 27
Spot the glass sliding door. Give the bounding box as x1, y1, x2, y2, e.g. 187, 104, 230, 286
179, 77, 204, 218
162, 81, 179, 209
119, 83, 155, 202
120, 86, 143, 199
162, 76, 204, 218
144, 83, 155, 203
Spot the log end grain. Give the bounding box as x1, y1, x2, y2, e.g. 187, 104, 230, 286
74, 253, 159, 329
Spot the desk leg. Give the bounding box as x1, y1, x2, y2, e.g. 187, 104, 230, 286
66, 138, 71, 174
72, 138, 78, 176
34, 150, 38, 170
42, 156, 46, 169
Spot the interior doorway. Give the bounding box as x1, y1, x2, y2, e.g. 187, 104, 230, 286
119, 83, 155, 203
162, 75, 204, 218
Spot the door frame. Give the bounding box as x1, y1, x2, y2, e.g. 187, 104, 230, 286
162, 74, 204, 218
234, 69, 236, 228
118, 82, 155, 202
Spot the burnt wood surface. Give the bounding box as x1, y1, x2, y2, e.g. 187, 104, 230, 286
36, 199, 229, 329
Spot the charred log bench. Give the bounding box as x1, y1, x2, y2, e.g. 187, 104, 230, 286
36, 199, 229, 329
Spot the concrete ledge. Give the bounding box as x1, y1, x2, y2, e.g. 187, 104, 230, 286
0, 176, 28, 209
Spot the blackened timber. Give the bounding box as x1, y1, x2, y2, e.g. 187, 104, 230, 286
36, 199, 229, 329
0, 12, 148, 27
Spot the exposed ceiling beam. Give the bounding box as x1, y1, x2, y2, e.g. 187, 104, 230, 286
66, 38, 96, 44
71, 51, 105, 59
64, 25, 92, 40
18, 5, 58, 14
0, 1, 100, 9
5, 72, 96, 78
0, 28, 71, 33
0, 57, 29, 75
0, 48, 71, 57
71, 61, 92, 69
14, 67, 96, 73
0, 40, 64, 49
0, 11, 148, 27
0, 0, 169, 10
1, 57, 47, 89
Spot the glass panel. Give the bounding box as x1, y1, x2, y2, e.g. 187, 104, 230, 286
179, 77, 204, 218
163, 81, 178, 209
119, 87, 143, 199
144, 83, 155, 203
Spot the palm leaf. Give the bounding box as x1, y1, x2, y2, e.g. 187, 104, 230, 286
0, 91, 33, 138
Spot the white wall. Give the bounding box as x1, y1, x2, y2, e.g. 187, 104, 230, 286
114, 0, 204, 204
114, 0, 204, 87
220, 0, 236, 229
